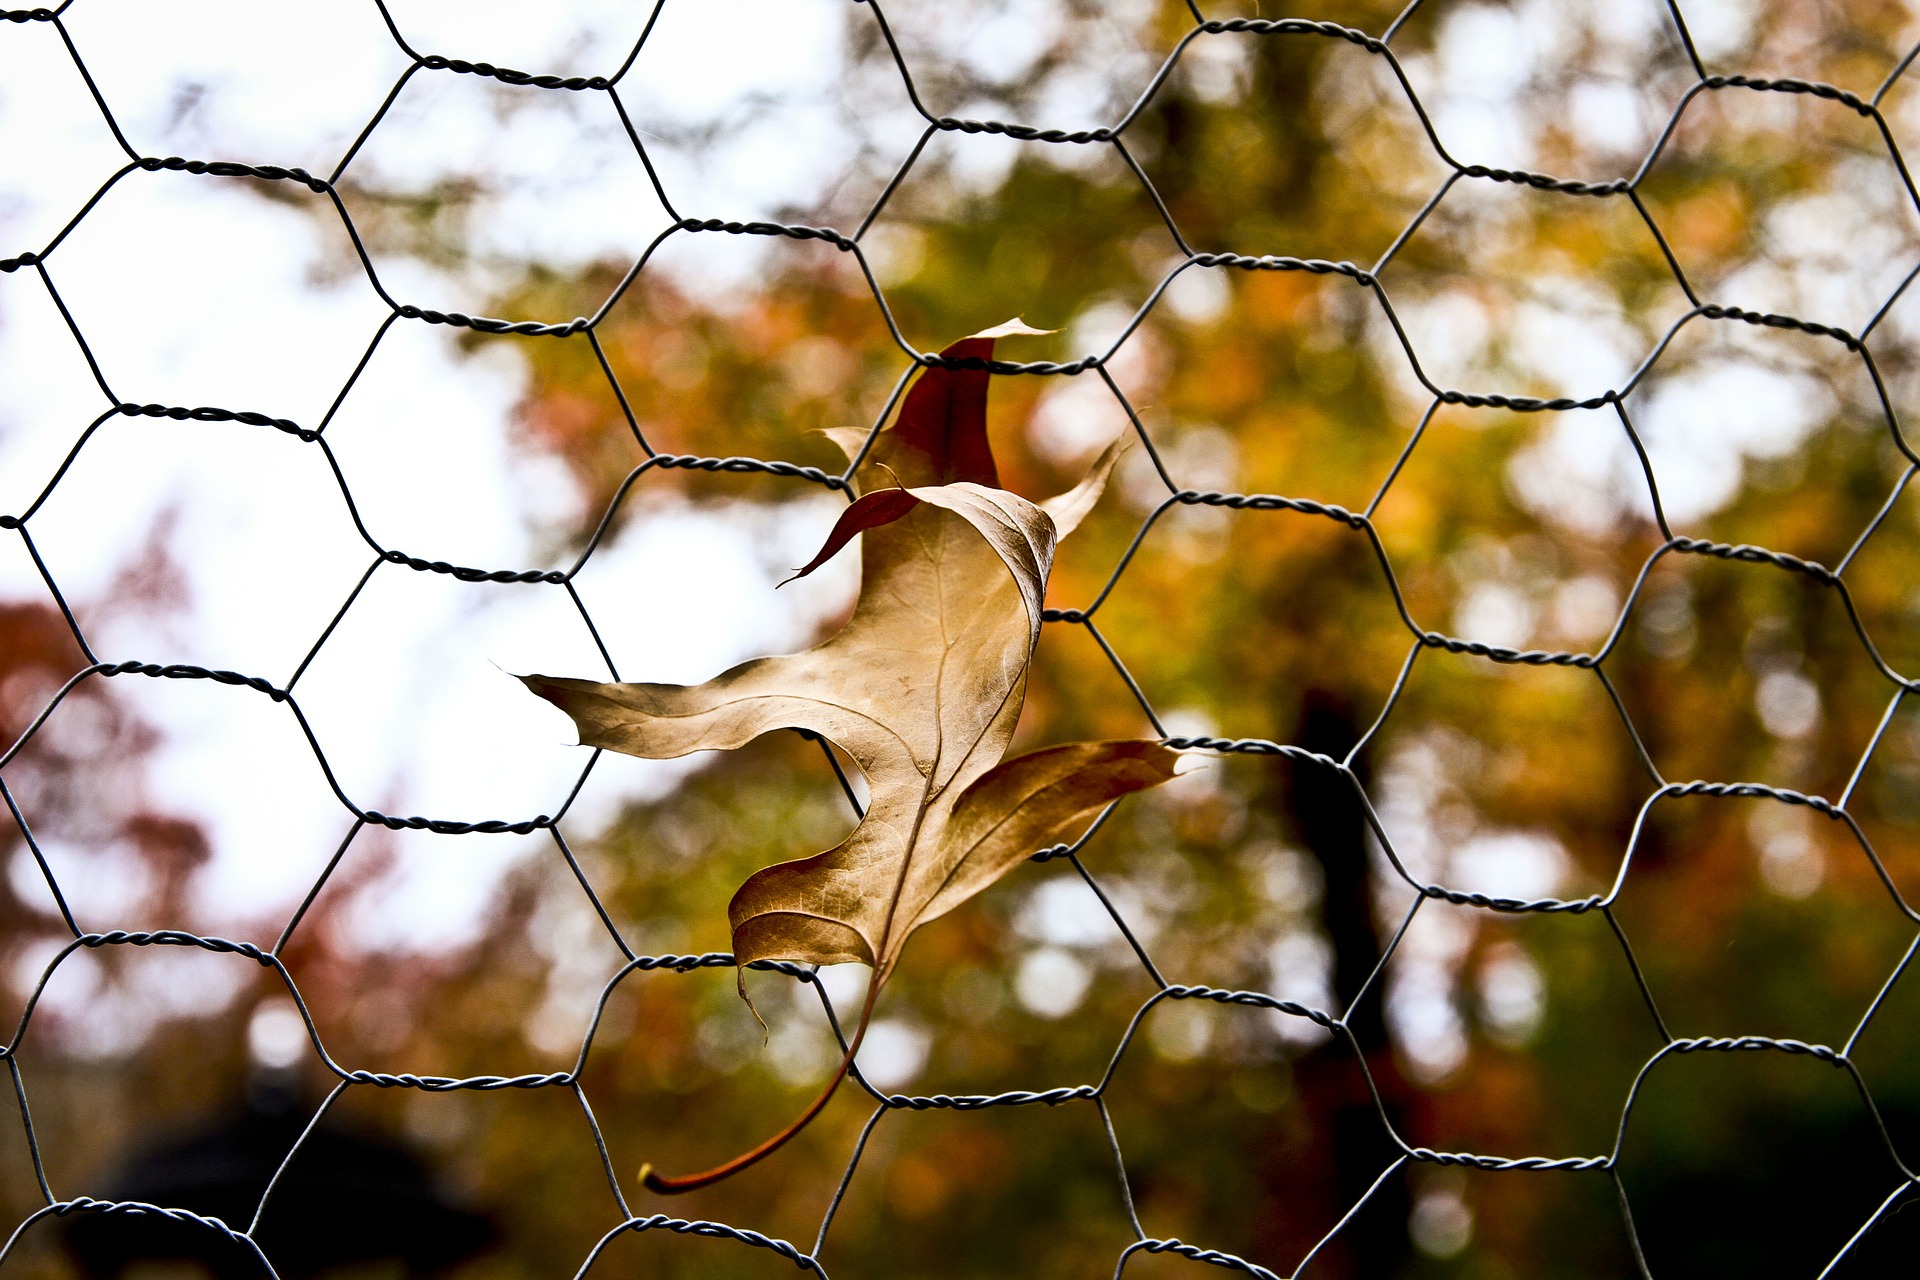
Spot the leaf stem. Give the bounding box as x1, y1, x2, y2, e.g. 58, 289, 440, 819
641, 970, 883, 1196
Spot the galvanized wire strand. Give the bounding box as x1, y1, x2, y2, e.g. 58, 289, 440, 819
4, 1, 1920, 1275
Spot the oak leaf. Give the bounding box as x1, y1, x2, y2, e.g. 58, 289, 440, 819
522, 325, 1182, 1192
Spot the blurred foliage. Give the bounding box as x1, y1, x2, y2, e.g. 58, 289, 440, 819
12, 1, 1920, 1277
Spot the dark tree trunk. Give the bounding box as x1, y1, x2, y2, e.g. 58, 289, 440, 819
1279, 688, 1415, 1278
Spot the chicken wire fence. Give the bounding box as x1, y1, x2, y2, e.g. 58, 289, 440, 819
3, 0, 1920, 1276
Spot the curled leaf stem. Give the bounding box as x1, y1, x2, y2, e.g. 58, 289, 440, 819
640, 970, 883, 1195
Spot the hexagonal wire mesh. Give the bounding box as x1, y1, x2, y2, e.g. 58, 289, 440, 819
4, 1, 1920, 1276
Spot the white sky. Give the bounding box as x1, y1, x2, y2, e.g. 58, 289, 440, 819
0, 1, 866, 949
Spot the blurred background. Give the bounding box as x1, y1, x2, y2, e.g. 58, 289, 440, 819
5, 0, 1920, 1276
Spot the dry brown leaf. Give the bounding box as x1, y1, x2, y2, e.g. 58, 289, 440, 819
523, 325, 1181, 1192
